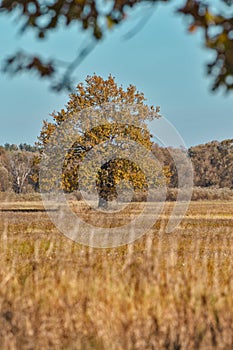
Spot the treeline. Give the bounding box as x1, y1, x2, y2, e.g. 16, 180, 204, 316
152, 140, 233, 189
0, 139, 232, 194
2, 143, 38, 152
152, 139, 233, 189
0, 146, 39, 193
188, 139, 233, 188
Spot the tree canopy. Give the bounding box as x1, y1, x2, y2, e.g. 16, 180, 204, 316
1, 0, 233, 92
38, 74, 164, 207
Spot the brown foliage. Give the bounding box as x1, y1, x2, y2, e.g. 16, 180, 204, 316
38, 75, 162, 206
152, 139, 233, 190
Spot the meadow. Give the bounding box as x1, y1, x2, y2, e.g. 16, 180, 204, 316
0, 197, 233, 349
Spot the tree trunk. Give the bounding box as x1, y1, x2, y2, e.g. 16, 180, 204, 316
98, 196, 108, 209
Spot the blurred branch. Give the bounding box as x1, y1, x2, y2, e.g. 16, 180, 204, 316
178, 0, 233, 92
1, 0, 233, 93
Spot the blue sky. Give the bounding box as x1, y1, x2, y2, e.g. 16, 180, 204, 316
0, 1, 232, 148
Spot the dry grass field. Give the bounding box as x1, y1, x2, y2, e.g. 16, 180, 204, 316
0, 198, 233, 349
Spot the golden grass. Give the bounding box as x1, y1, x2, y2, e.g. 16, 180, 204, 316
0, 200, 233, 349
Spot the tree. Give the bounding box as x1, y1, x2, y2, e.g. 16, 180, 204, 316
19, 143, 38, 152
152, 139, 233, 189
4, 143, 18, 151
0, 146, 12, 192
0, 166, 11, 192
7, 151, 34, 193
38, 74, 164, 207
1, 0, 233, 92
0, 147, 11, 192
188, 139, 233, 189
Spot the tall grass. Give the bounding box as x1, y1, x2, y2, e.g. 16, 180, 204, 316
0, 201, 233, 349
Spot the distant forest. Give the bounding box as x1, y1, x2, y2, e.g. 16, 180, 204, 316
152, 139, 233, 190
0, 139, 232, 194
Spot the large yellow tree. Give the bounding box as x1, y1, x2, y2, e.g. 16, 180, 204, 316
38, 74, 164, 207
